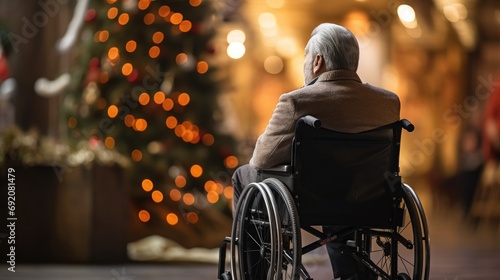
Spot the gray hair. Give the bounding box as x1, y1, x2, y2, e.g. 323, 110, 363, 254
306, 23, 359, 71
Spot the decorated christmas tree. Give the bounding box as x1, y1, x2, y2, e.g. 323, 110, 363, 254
65, 0, 238, 247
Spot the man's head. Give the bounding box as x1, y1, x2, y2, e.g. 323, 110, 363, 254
303, 23, 359, 84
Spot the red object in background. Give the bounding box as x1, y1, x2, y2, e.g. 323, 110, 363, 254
0, 51, 10, 82
482, 75, 500, 161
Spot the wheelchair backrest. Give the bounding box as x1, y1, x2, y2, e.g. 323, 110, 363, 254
292, 117, 405, 228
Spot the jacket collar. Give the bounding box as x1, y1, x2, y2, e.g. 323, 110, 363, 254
316, 70, 361, 83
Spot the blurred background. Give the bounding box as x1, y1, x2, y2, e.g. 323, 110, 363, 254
0, 0, 499, 276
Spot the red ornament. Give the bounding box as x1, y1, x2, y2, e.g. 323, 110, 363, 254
85, 9, 97, 22
0, 51, 10, 82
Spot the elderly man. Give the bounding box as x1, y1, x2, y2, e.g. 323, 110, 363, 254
232, 23, 400, 280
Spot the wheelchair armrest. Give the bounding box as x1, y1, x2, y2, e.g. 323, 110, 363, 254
259, 165, 293, 173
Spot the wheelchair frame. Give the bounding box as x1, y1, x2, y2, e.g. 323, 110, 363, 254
218, 116, 430, 280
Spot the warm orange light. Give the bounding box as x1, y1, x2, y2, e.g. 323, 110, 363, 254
107, 7, 118, 19
152, 32, 164, 44
99, 72, 109, 84
190, 164, 203, 178
134, 118, 148, 131
197, 61, 208, 74
126, 40, 137, 52
108, 47, 119, 60
144, 13, 155, 25
138, 210, 150, 222
158, 5, 171, 17
152, 190, 164, 203
216, 182, 224, 194
122, 63, 133, 76
165, 116, 177, 129
104, 137, 115, 149
223, 186, 234, 199
98, 30, 109, 42
149, 46, 160, 58
224, 156, 239, 169
138, 93, 150, 105
202, 134, 215, 146
204, 180, 217, 192
178, 93, 190, 106
170, 13, 183, 25
138, 0, 150, 10
124, 114, 135, 127
142, 179, 153, 192
118, 13, 129, 25
166, 213, 178, 225
176, 53, 188, 65
169, 189, 182, 201
174, 125, 184, 137
153, 91, 165, 104
186, 212, 199, 224
67, 117, 77, 129
131, 149, 142, 162
163, 99, 174, 111
107, 105, 118, 118
175, 175, 186, 188
179, 20, 192, 32
189, 0, 202, 7
183, 193, 195, 205
207, 191, 219, 204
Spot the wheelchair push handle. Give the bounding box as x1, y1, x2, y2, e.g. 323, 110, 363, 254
301, 115, 322, 128
401, 119, 414, 132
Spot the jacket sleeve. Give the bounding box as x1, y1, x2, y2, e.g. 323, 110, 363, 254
249, 93, 297, 169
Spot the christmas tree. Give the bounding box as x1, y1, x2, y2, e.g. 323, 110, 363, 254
65, 0, 238, 247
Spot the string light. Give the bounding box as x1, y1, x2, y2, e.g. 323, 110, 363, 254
224, 155, 239, 168
179, 20, 192, 32
190, 164, 203, 178
197, 61, 209, 74
67, 117, 77, 129
166, 213, 178, 225
131, 149, 143, 162
104, 136, 115, 149
183, 193, 195, 205
189, 0, 202, 7
158, 5, 171, 17
138, 93, 150, 105
163, 99, 174, 111
138, 210, 150, 222
152, 31, 164, 44
165, 116, 178, 128
223, 186, 233, 199
107, 7, 118, 19
169, 189, 182, 201
144, 13, 155, 25
124, 114, 135, 127
186, 212, 199, 224
118, 13, 130, 25
153, 91, 166, 104
207, 191, 219, 203
126, 40, 137, 52
149, 46, 160, 58
178, 92, 190, 106
142, 178, 154, 192
170, 13, 183, 25
152, 190, 164, 203
107, 105, 118, 118
175, 175, 187, 188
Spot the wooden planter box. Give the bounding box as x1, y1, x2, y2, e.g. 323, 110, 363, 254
0, 164, 129, 263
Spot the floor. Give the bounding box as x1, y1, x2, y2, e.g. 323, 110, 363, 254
1, 188, 499, 280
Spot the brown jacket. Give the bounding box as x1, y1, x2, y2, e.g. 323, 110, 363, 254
249, 70, 401, 169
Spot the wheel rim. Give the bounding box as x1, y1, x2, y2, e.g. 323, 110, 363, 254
368, 189, 423, 279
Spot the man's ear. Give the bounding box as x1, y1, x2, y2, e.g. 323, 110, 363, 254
313, 54, 324, 74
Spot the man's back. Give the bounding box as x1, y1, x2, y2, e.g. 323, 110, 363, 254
250, 69, 400, 169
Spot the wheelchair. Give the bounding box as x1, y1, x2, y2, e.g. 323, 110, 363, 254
218, 116, 430, 280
